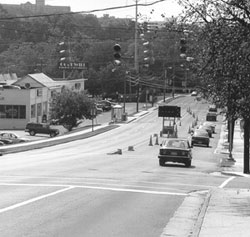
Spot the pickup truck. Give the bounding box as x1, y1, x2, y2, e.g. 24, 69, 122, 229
25, 123, 60, 137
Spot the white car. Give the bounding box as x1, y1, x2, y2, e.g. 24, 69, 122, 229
0, 132, 30, 144
191, 91, 198, 96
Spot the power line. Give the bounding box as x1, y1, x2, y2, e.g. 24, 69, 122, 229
0, 0, 167, 21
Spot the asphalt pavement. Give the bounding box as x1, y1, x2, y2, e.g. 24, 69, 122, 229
1, 97, 250, 237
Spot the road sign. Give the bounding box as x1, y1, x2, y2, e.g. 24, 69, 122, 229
158, 105, 181, 118
59, 62, 88, 70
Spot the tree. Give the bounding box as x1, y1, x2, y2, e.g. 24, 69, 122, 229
50, 89, 96, 131
179, 0, 250, 173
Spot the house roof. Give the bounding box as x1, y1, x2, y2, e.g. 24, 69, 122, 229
0, 73, 18, 84
27, 73, 56, 88
12, 73, 59, 88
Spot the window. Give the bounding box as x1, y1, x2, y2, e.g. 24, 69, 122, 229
37, 89, 42, 97
31, 104, 36, 118
0, 105, 6, 118
75, 83, 81, 90
20, 106, 26, 119
37, 103, 42, 116
0, 105, 26, 119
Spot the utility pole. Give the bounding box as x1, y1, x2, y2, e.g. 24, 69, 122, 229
134, 0, 140, 112
164, 68, 167, 102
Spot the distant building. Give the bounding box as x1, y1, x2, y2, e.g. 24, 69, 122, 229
1, 0, 71, 15
0, 73, 18, 85
0, 73, 87, 129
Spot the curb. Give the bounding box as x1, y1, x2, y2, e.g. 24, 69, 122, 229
0, 125, 119, 155
160, 191, 210, 237
0, 96, 180, 155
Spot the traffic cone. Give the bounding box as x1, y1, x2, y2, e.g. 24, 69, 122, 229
149, 135, 153, 146
128, 146, 134, 151
155, 135, 159, 145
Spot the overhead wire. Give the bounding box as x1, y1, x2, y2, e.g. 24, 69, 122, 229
0, 0, 167, 21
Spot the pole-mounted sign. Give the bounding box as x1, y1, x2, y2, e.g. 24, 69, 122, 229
158, 105, 181, 118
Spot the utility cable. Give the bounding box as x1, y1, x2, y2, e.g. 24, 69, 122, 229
0, 0, 167, 21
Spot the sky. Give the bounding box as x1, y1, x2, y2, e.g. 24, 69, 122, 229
0, 0, 184, 21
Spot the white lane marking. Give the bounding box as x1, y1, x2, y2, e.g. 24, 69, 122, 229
219, 176, 235, 188
73, 185, 188, 196
0, 175, 215, 189
0, 186, 74, 214
0, 182, 187, 199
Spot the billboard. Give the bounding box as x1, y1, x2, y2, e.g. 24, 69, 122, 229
59, 62, 88, 70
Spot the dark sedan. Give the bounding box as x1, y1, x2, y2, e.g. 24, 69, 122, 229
191, 130, 210, 147
158, 138, 193, 167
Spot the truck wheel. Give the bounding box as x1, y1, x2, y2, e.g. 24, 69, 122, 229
29, 131, 35, 136
185, 160, 191, 167
159, 159, 165, 166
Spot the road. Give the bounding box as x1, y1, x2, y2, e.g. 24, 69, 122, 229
0, 96, 242, 237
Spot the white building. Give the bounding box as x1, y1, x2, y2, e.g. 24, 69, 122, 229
0, 73, 87, 130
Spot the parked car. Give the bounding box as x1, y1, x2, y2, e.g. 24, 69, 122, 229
203, 122, 216, 133
0, 138, 13, 145
0, 132, 30, 143
191, 130, 210, 147
158, 138, 193, 167
208, 105, 217, 113
25, 123, 60, 137
191, 91, 198, 96
96, 100, 113, 111
206, 112, 217, 121
197, 125, 213, 138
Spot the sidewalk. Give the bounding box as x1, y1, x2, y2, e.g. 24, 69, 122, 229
197, 120, 250, 237
216, 119, 248, 177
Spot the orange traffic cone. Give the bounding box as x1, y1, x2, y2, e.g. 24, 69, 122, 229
149, 135, 153, 146
155, 135, 159, 145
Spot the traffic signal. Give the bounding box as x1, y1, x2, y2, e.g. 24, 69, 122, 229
143, 22, 148, 32
180, 38, 187, 58
113, 44, 121, 66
